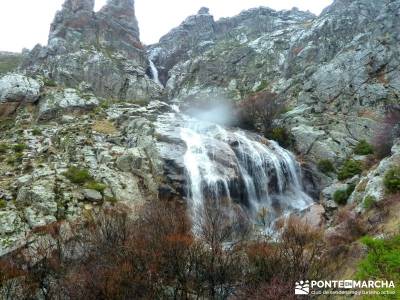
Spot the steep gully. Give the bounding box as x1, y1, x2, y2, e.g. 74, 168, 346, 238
149, 60, 313, 230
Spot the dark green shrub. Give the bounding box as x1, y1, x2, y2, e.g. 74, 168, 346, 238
333, 183, 356, 205
346, 183, 356, 195
14, 152, 24, 162
13, 143, 27, 153
63, 166, 92, 184
363, 195, 376, 210
32, 128, 42, 136
317, 159, 335, 174
0, 199, 6, 209
85, 181, 107, 193
337, 160, 363, 180
43, 78, 57, 87
0, 143, 9, 154
267, 127, 292, 148
255, 80, 268, 92
333, 189, 349, 205
383, 167, 400, 193
354, 140, 374, 155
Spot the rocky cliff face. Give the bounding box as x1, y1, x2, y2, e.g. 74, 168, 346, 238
23, 0, 161, 102
0, 0, 399, 257
150, 0, 399, 164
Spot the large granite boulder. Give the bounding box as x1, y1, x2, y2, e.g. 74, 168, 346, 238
0, 74, 42, 117
0, 74, 41, 103
38, 88, 99, 120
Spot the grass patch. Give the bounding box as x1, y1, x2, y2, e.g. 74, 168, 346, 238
384, 167, 400, 194
338, 160, 363, 181
85, 181, 107, 193
354, 140, 374, 155
363, 195, 377, 210
92, 120, 118, 135
32, 128, 42, 136
0, 143, 9, 154
356, 235, 400, 298
106, 197, 118, 205
13, 143, 27, 153
63, 166, 92, 184
0, 199, 6, 209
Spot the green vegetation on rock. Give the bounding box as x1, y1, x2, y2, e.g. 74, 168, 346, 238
32, 128, 42, 136
356, 235, 400, 298
42, 77, 57, 87
318, 159, 335, 174
63, 166, 92, 184
0, 143, 9, 154
363, 195, 376, 210
13, 143, 27, 153
333, 183, 356, 205
383, 167, 400, 193
354, 140, 374, 155
0, 199, 6, 209
338, 160, 363, 180
85, 181, 107, 193
267, 127, 292, 148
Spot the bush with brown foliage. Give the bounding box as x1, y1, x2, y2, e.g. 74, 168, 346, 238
236, 91, 286, 136
326, 206, 368, 259
0, 202, 335, 299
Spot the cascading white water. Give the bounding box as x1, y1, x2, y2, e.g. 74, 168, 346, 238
180, 117, 312, 230
149, 59, 162, 86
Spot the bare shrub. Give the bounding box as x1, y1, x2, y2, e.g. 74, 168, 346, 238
237, 91, 285, 134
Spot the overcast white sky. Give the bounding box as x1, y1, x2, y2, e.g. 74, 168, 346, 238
0, 0, 333, 52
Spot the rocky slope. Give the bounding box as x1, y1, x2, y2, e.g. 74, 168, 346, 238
150, 0, 399, 164
0, 0, 399, 257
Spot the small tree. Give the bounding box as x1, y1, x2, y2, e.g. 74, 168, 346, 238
237, 91, 286, 136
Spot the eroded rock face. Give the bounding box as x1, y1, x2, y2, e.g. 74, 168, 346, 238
38, 88, 99, 120
97, 0, 141, 56
49, 0, 96, 53
149, 0, 400, 169
0, 74, 41, 103
23, 0, 161, 102
0, 74, 42, 117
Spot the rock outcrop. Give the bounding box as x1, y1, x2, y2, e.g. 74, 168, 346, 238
1, 0, 399, 260
23, 0, 161, 102
149, 0, 400, 167
0, 74, 42, 117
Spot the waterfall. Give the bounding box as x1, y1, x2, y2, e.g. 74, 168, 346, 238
149, 59, 162, 86
180, 117, 312, 231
